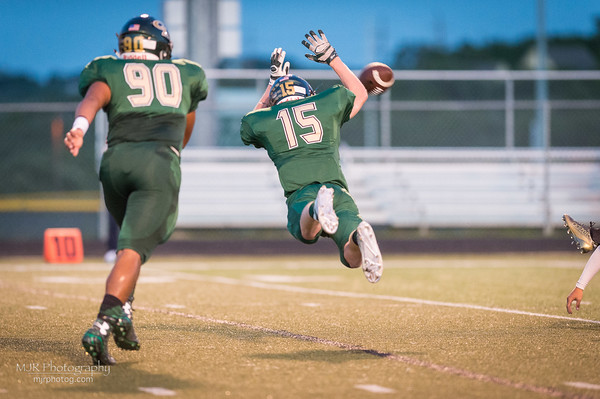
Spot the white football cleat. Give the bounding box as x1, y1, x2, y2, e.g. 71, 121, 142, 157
314, 185, 338, 235
356, 221, 383, 283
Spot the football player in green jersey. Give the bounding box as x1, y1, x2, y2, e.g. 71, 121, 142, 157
241, 30, 383, 284
64, 14, 208, 365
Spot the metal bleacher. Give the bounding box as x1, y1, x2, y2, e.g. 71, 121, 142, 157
178, 149, 287, 228
176, 147, 600, 231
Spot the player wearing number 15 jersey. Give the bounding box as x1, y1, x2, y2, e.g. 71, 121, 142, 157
64, 14, 208, 365
240, 30, 383, 284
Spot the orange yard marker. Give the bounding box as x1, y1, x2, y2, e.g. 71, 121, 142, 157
44, 228, 84, 263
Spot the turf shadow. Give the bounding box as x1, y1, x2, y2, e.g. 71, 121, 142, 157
53, 361, 200, 394
250, 348, 425, 363
0, 337, 83, 364
140, 322, 275, 341
549, 320, 600, 332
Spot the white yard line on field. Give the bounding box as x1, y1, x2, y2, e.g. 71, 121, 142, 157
145, 269, 600, 326
565, 383, 600, 391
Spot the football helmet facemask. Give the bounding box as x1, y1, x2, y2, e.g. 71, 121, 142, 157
269, 75, 315, 106
117, 14, 172, 60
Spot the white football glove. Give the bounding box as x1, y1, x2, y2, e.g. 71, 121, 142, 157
269, 48, 290, 85
302, 30, 338, 64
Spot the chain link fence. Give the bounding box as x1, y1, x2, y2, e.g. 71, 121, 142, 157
1, 69, 599, 240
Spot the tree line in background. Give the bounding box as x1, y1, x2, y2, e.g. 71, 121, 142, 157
394, 19, 600, 70
1, 23, 599, 101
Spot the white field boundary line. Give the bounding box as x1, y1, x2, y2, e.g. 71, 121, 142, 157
145, 270, 600, 326
1, 282, 594, 399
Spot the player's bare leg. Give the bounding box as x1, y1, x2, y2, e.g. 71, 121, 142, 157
343, 233, 362, 268
106, 249, 142, 303
300, 202, 322, 240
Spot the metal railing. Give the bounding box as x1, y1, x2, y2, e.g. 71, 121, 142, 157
1, 69, 599, 238
198, 68, 600, 149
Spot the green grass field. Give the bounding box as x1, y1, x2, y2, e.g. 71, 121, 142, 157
1, 252, 599, 398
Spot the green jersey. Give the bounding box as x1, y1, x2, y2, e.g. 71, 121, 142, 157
79, 56, 208, 150
240, 85, 355, 197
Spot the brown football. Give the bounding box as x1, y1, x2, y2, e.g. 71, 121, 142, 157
359, 62, 395, 95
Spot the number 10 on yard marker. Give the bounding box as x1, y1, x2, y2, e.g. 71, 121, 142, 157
43, 228, 84, 263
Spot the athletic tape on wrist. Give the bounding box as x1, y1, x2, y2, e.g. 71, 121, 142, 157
72, 116, 89, 135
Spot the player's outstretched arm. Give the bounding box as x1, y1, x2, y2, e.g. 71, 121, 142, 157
64, 81, 111, 157
566, 246, 600, 313
302, 29, 367, 119
329, 57, 368, 119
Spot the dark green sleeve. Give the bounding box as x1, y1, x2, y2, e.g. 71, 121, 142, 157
78, 56, 112, 97
240, 116, 256, 146
338, 86, 356, 125
188, 66, 208, 112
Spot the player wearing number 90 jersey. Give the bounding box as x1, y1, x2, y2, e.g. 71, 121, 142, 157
79, 54, 207, 257
65, 14, 208, 366
80, 56, 207, 150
